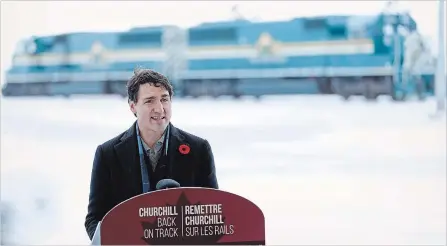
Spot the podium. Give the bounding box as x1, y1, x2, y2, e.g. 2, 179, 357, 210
91, 187, 265, 245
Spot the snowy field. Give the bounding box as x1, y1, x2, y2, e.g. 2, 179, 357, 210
1, 95, 446, 245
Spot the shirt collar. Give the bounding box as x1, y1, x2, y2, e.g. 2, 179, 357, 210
141, 128, 167, 152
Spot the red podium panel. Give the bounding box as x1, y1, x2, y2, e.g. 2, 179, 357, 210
100, 187, 265, 245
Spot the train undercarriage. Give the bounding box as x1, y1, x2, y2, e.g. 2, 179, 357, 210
179, 75, 433, 101
1, 75, 434, 101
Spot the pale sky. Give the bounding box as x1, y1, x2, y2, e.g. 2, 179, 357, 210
0, 1, 444, 83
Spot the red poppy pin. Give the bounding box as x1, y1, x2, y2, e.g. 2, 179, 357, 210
179, 144, 190, 155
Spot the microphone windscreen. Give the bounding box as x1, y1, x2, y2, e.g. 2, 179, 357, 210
156, 179, 180, 190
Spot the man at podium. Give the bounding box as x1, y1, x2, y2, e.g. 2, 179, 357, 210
84, 69, 219, 240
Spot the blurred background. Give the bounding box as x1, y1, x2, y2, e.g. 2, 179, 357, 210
1, 1, 446, 245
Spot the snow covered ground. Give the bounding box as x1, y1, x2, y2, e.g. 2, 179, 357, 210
1, 95, 446, 245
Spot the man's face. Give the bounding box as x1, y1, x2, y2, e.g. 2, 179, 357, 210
129, 83, 172, 133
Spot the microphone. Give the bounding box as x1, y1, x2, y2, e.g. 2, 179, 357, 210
156, 179, 180, 190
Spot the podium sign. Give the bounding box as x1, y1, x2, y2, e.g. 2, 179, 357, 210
100, 188, 265, 245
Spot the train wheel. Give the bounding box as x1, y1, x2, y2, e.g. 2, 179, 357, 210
365, 93, 379, 101
341, 93, 350, 101
391, 92, 407, 102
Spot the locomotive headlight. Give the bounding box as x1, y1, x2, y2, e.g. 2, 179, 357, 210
383, 25, 394, 36
383, 25, 394, 47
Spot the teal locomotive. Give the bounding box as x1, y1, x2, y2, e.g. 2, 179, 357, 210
2, 10, 435, 101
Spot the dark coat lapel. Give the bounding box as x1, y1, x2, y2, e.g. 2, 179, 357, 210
166, 123, 185, 178
113, 121, 141, 193
167, 123, 196, 184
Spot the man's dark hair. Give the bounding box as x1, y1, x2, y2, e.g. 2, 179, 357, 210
127, 68, 174, 103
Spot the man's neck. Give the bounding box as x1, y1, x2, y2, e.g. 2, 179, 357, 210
139, 127, 165, 149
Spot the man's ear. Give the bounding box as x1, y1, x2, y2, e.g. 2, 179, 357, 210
129, 100, 137, 116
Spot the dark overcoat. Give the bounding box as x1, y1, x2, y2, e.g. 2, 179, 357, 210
84, 121, 218, 240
